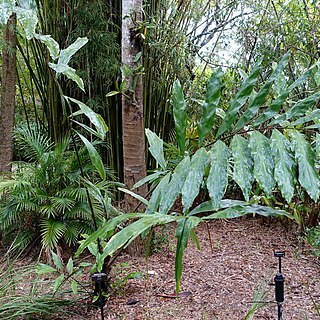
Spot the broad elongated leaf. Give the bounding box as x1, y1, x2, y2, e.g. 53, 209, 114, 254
49, 63, 85, 91
188, 199, 246, 216
132, 170, 165, 190
181, 148, 208, 213
271, 129, 296, 202
198, 69, 223, 144
254, 64, 316, 126
67, 96, 108, 139
77, 133, 106, 180
34, 34, 60, 60
51, 251, 63, 271
66, 258, 73, 274
207, 141, 229, 210
15, 1, 38, 40
100, 214, 180, 263
230, 135, 254, 201
159, 156, 191, 214
76, 212, 144, 256
203, 204, 293, 220
172, 79, 187, 155
290, 130, 320, 201
233, 53, 290, 132
146, 172, 171, 214
0, 0, 15, 25
293, 109, 320, 126
118, 187, 149, 206
145, 129, 166, 170
249, 131, 275, 197
271, 91, 320, 125
216, 60, 262, 138
53, 273, 65, 293
175, 216, 202, 294
36, 263, 57, 275
58, 37, 88, 65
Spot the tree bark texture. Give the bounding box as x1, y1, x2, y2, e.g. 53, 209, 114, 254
122, 0, 147, 210
0, 14, 17, 173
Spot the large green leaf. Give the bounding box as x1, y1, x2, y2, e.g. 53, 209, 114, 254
67, 96, 108, 139
271, 91, 320, 125
100, 214, 180, 263
159, 156, 191, 214
233, 53, 290, 132
172, 79, 187, 155
146, 172, 171, 214
76, 212, 144, 256
15, 0, 38, 40
203, 204, 293, 220
290, 130, 320, 201
271, 129, 296, 202
145, 129, 166, 170
34, 34, 60, 60
132, 170, 165, 190
77, 133, 106, 180
249, 131, 275, 197
216, 60, 262, 138
293, 109, 320, 126
175, 216, 202, 294
207, 141, 229, 210
0, 0, 15, 25
49, 63, 85, 92
254, 64, 316, 126
58, 37, 88, 65
197, 69, 223, 144
181, 148, 208, 213
230, 135, 254, 201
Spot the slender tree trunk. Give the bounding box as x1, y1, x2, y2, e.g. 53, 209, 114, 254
122, 0, 147, 255
122, 0, 147, 209
0, 14, 17, 173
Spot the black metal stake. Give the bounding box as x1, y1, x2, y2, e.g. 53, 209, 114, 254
92, 272, 107, 320
274, 251, 285, 320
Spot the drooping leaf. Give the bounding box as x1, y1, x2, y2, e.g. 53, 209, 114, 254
145, 129, 166, 170
271, 91, 320, 125
172, 79, 187, 155
254, 64, 316, 125
159, 156, 191, 214
249, 131, 275, 197
188, 199, 246, 216
293, 109, 320, 126
146, 172, 171, 214
67, 97, 108, 140
49, 63, 85, 91
36, 263, 57, 275
175, 216, 202, 294
0, 0, 15, 25
58, 37, 88, 65
203, 204, 293, 220
198, 69, 223, 144
216, 60, 262, 138
181, 148, 208, 213
271, 129, 296, 202
15, 0, 38, 40
233, 52, 290, 132
100, 214, 180, 262
34, 34, 60, 60
290, 130, 320, 201
230, 135, 254, 201
76, 212, 144, 256
206, 141, 229, 210
118, 187, 149, 206
53, 273, 65, 293
77, 133, 106, 180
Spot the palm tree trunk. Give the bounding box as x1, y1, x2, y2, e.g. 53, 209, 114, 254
122, 0, 147, 209
0, 14, 17, 173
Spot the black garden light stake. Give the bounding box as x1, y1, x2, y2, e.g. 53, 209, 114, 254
92, 272, 107, 320
274, 251, 285, 320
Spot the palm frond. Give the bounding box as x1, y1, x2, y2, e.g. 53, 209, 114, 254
40, 218, 66, 249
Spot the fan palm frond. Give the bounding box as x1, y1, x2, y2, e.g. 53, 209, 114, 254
40, 218, 66, 249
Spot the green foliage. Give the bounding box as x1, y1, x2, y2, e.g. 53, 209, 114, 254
0, 125, 117, 252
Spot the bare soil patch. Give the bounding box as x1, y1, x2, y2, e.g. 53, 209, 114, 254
85, 218, 320, 320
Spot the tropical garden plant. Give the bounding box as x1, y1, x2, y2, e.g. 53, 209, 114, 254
76, 51, 320, 294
